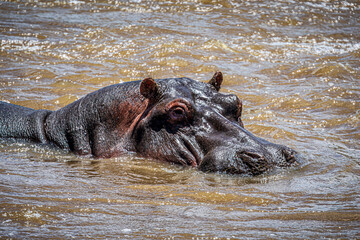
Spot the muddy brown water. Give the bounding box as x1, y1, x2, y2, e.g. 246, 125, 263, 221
0, 0, 359, 239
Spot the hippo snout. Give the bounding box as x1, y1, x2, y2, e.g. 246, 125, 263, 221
198, 145, 298, 176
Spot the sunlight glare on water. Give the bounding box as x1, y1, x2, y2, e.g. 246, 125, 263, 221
0, 0, 359, 239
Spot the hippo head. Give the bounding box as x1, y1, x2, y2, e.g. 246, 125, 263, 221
132, 72, 298, 176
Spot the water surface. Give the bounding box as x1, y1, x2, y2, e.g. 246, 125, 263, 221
0, 0, 359, 239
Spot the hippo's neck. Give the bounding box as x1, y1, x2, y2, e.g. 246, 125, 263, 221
44, 82, 149, 157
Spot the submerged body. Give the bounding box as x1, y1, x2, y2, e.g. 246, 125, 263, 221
0, 72, 298, 176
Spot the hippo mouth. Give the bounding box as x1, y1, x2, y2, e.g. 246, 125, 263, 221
180, 136, 202, 167
176, 125, 299, 175
192, 145, 299, 176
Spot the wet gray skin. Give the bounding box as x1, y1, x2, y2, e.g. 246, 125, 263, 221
0, 72, 298, 176
133, 72, 298, 176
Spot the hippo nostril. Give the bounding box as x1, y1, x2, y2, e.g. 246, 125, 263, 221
282, 148, 297, 164
242, 152, 263, 160
237, 151, 269, 176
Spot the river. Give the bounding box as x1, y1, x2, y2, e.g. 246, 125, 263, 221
0, 0, 359, 239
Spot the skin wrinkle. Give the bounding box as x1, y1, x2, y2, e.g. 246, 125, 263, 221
180, 131, 203, 166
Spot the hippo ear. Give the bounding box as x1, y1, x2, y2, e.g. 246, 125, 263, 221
208, 71, 223, 91
140, 78, 160, 99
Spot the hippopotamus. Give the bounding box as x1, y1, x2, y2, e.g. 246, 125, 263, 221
0, 72, 298, 176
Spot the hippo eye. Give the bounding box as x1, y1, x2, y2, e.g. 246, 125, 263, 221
169, 107, 186, 121
173, 107, 185, 116
165, 99, 192, 124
